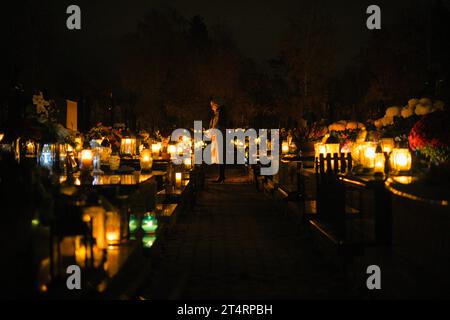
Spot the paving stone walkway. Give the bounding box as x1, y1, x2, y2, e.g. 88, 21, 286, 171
138, 167, 351, 299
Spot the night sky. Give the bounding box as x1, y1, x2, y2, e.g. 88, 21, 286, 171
69, 0, 450, 70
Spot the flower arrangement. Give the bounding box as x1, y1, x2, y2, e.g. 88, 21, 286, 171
328, 120, 365, 132
374, 97, 446, 147
296, 122, 329, 142
32, 92, 50, 120
408, 111, 450, 165
332, 128, 363, 143
374, 97, 445, 130
87, 123, 122, 151
9, 92, 74, 145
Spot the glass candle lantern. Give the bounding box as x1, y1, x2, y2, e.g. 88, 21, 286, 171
175, 172, 182, 188
351, 142, 363, 164
105, 211, 121, 246
142, 213, 158, 234
151, 143, 161, 157
168, 144, 176, 159
128, 214, 138, 235
361, 142, 377, 169
183, 157, 192, 169
93, 149, 103, 174
140, 149, 153, 171
25, 140, 37, 158
99, 147, 111, 165
374, 146, 385, 174
120, 137, 136, 157
325, 143, 340, 156
109, 154, 121, 171
390, 148, 412, 172
39, 144, 56, 170
99, 139, 112, 165
282, 141, 289, 154
381, 138, 395, 154
80, 149, 94, 171
314, 142, 327, 159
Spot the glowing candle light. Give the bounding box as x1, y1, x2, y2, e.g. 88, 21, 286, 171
151, 143, 161, 157
282, 141, 289, 154
315, 143, 327, 158
168, 145, 176, 159
26, 141, 36, 156
325, 143, 340, 156
360, 142, 376, 169
39, 144, 54, 169
140, 149, 153, 171
183, 157, 192, 169
390, 148, 412, 172
175, 172, 182, 188
80, 149, 94, 170
374, 145, 385, 175
142, 214, 158, 233
381, 138, 395, 154
120, 136, 136, 156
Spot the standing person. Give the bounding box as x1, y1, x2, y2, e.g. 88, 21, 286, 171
209, 98, 227, 183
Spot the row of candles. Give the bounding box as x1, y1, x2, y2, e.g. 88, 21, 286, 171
9, 136, 195, 173
50, 205, 159, 286
312, 138, 412, 174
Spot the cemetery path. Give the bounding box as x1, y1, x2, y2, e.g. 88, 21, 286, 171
138, 167, 351, 299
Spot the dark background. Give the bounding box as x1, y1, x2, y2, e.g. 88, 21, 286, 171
1, 0, 449, 131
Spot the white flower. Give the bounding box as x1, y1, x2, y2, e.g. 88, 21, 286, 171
401, 106, 414, 118
385, 106, 401, 118
381, 116, 394, 126
408, 98, 419, 109
36, 104, 47, 115
415, 104, 432, 116
32, 92, 44, 105
328, 121, 347, 132
345, 121, 358, 130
